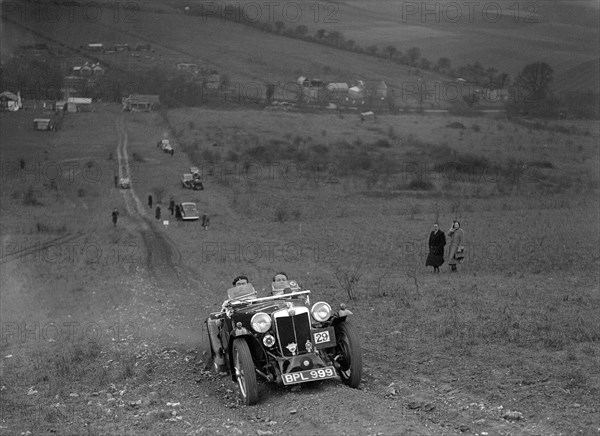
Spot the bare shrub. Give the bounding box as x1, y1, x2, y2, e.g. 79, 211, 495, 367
334, 260, 364, 300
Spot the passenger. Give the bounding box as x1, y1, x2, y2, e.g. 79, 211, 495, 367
271, 272, 288, 296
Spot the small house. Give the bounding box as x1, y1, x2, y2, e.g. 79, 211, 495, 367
0, 91, 22, 111
67, 97, 92, 112
135, 43, 152, 51
87, 43, 104, 52
92, 63, 105, 76
122, 94, 160, 112
326, 83, 349, 93
33, 118, 53, 131
177, 63, 198, 72
113, 43, 130, 52
360, 111, 376, 121
80, 63, 92, 77
297, 76, 308, 87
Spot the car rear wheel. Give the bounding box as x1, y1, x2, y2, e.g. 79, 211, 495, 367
232, 338, 259, 405
334, 322, 363, 388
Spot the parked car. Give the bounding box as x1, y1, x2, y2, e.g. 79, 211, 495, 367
181, 173, 203, 190
190, 166, 200, 177
205, 280, 362, 405
158, 139, 173, 153
118, 177, 130, 189
179, 202, 199, 220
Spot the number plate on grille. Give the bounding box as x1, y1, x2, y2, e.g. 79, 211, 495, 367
282, 366, 337, 385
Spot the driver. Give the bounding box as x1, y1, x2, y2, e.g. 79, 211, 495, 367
233, 275, 249, 287
221, 275, 251, 311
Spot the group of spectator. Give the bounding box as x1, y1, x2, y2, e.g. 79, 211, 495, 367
425, 221, 465, 273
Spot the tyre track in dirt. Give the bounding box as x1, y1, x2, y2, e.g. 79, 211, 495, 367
0, 231, 86, 265
115, 115, 195, 291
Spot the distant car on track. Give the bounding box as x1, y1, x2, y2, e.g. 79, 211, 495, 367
158, 139, 173, 153
179, 202, 199, 220
118, 177, 130, 189
181, 174, 204, 190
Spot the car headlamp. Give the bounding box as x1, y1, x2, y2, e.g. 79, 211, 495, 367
251, 313, 272, 333
311, 302, 332, 322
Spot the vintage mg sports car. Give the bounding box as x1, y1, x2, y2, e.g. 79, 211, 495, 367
205, 280, 362, 405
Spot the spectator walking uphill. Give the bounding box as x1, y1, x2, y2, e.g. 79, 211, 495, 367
169, 197, 175, 215
111, 208, 119, 227
425, 223, 446, 273
155, 205, 161, 221
447, 221, 465, 272
148, 194, 153, 208
201, 213, 210, 230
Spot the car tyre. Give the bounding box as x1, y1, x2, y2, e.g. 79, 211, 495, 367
334, 322, 363, 388
232, 338, 259, 405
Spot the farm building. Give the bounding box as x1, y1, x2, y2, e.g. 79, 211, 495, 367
135, 43, 152, 51
113, 43, 130, 52
326, 83, 349, 93
0, 91, 22, 111
296, 77, 325, 101
297, 76, 308, 87
55, 101, 67, 111
87, 43, 104, 52
33, 118, 54, 131
177, 63, 198, 72
348, 84, 364, 99
80, 63, 92, 77
92, 63, 105, 76
122, 94, 160, 112
66, 97, 92, 112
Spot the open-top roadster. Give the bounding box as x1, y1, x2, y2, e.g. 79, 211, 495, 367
181, 173, 204, 190
205, 280, 362, 405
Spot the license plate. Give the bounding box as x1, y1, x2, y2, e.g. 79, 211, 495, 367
312, 327, 335, 349
281, 366, 338, 385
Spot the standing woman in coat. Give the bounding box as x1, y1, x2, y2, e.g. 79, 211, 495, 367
447, 221, 465, 272
425, 223, 446, 273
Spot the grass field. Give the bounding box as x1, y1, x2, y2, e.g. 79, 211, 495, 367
1, 100, 599, 434
1, 0, 599, 433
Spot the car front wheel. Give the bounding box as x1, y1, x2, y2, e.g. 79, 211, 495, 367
334, 322, 363, 388
232, 338, 259, 405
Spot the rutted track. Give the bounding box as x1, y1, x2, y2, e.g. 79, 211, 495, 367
115, 114, 190, 290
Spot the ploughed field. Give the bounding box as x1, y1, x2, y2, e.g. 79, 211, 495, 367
0, 104, 598, 435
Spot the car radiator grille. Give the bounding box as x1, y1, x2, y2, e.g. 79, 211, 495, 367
275, 312, 311, 356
